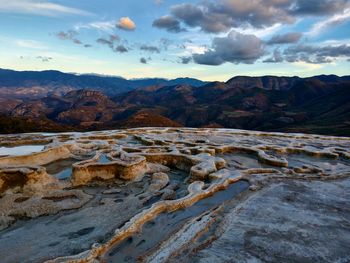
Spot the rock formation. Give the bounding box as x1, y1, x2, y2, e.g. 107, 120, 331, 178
0, 128, 349, 262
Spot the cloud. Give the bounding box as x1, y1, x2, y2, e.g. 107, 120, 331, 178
140, 45, 160, 53
74, 21, 116, 32
154, 0, 164, 4
140, 57, 148, 64
152, 16, 186, 33
267, 32, 302, 45
284, 44, 350, 63
56, 30, 83, 45
193, 30, 265, 65
180, 56, 192, 64
117, 17, 136, 31
96, 34, 120, 49
115, 45, 128, 53
96, 34, 130, 54
264, 43, 350, 64
308, 8, 350, 36
15, 39, 48, 50
0, 0, 90, 16
263, 49, 283, 63
154, 0, 350, 33
289, 0, 350, 16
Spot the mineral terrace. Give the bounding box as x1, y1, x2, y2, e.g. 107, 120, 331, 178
0, 128, 349, 263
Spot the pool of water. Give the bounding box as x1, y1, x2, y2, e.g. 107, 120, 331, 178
102, 180, 249, 262
98, 154, 111, 164
0, 145, 45, 157
45, 158, 78, 180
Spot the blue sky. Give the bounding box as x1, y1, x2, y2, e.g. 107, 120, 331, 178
0, 0, 349, 81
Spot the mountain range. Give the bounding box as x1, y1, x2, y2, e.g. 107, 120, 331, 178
0, 68, 349, 136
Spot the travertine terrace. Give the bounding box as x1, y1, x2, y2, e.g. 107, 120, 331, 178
0, 128, 349, 263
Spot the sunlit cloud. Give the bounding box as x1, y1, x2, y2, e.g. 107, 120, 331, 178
117, 17, 136, 31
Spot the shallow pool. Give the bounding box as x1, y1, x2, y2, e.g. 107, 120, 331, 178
0, 145, 45, 156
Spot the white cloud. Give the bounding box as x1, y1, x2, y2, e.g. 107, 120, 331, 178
74, 21, 116, 32
0, 0, 90, 16
308, 9, 350, 36
234, 23, 283, 38
15, 39, 48, 50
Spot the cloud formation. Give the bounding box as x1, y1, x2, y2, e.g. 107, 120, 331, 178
0, 0, 90, 16
308, 8, 350, 36
180, 56, 192, 64
115, 45, 128, 53
154, 0, 350, 33
284, 44, 350, 63
140, 45, 160, 53
96, 34, 120, 49
117, 17, 136, 31
193, 30, 265, 65
263, 44, 350, 64
263, 49, 283, 63
267, 32, 302, 45
140, 57, 148, 64
96, 34, 129, 53
74, 21, 116, 32
152, 16, 186, 33
56, 30, 83, 45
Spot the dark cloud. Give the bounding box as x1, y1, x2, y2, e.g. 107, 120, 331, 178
152, 16, 186, 33
140, 57, 148, 64
96, 34, 127, 54
96, 34, 120, 49
267, 32, 302, 45
263, 44, 350, 64
154, 0, 350, 33
193, 30, 265, 65
289, 0, 350, 16
84, 44, 92, 48
180, 56, 192, 64
170, 3, 234, 33
56, 30, 83, 45
97, 38, 113, 48
140, 45, 160, 53
284, 44, 350, 63
115, 45, 128, 53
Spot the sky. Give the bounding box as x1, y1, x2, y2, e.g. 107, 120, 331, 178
0, 0, 349, 81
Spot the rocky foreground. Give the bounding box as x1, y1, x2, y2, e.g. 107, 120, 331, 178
0, 128, 349, 263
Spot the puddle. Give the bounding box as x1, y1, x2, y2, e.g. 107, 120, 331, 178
0, 145, 45, 156
45, 158, 78, 180
98, 154, 111, 164
102, 180, 249, 262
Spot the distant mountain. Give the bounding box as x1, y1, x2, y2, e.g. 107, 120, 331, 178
0, 68, 206, 99
0, 71, 349, 135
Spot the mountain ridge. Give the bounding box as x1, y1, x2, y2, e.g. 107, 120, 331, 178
0, 69, 349, 135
